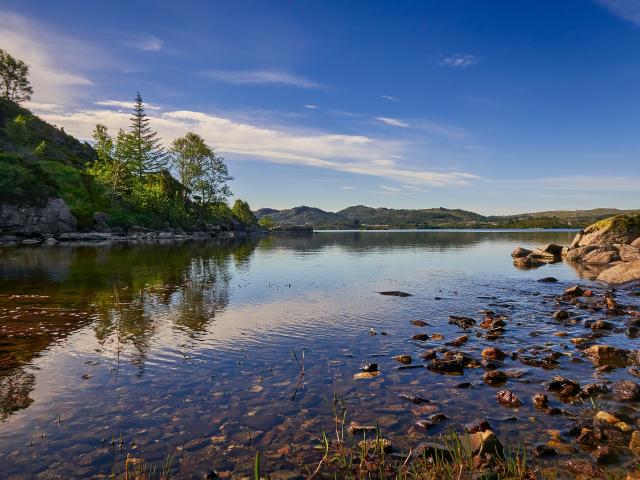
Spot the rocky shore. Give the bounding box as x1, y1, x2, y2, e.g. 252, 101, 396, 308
0, 208, 313, 247
513, 214, 640, 286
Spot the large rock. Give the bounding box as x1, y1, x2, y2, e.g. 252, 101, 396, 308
565, 245, 600, 261
530, 244, 564, 259
511, 247, 532, 258
616, 245, 640, 262
93, 212, 110, 224
0, 198, 77, 236
582, 248, 621, 265
573, 214, 640, 247
596, 261, 640, 285
127, 226, 155, 236
466, 430, 503, 456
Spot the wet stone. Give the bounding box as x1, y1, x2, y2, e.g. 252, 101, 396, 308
411, 333, 429, 341
496, 390, 522, 408
564, 460, 604, 478
533, 445, 556, 457
590, 446, 618, 464
611, 380, 640, 401
465, 419, 491, 434
419, 349, 436, 360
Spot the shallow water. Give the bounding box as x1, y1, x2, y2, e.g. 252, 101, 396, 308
0, 230, 639, 479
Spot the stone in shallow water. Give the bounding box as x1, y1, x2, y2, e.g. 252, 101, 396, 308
611, 380, 640, 401
495, 390, 522, 408
379, 291, 412, 297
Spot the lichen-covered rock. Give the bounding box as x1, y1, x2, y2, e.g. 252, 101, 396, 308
575, 214, 640, 247
596, 261, 640, 285
0, 198, 76, 236
466, 430, 503, 456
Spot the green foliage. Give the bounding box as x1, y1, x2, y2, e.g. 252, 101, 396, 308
0, 153, 56, 205
4, 115, 29, 146
0, 49, 33, 104
232, 199, 256, 225
34, 141, 46, 155
258, 215, 275, 228
129, 92, 167, 178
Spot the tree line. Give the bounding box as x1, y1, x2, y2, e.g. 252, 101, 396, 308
0, 47, 269, 230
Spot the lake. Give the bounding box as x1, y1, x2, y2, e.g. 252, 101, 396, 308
1, 230, 638, 479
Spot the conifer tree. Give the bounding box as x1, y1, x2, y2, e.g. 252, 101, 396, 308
129, 92, 167, 178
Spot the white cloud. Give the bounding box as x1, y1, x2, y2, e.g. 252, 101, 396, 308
341, 186, 356, 190
95, 100, 162, 110
305, 105, 317, 109
381, 185, 402, 191
124, 34, 163, 51
205, 70, 320, 88
439, 54, 480, 68
35, 106, 480, 187
592, 0, 640, 26
376, 117, 409, 127
381, 95, 400, 101
0, 11, 95, 104
403, 185, 430, 192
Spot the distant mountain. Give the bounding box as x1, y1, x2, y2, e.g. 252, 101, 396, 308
338, 205, 485, 226
253, 204, 639, 230
266, 206, 349, 225
255, 208, 280, 217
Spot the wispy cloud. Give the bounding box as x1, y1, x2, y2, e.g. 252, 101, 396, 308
365, 191, 412, 195
515, 175, 640, 192
403, 185, 430, 192
95, 100, 162, 110
205, 70, 321, 88
124, 34, 163, 51
341, 186, 356, 190
592, 0, 640, 26
381, 185, 402, 191
381, 95, 401, 102
376, 117, 408, 127
36, 107, 480, 187
439, 54, 480, 68
305, 105, 317, 109
0, 11, 95, 104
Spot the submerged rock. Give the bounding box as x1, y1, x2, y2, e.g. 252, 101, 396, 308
496, 390, 522, 408
564, 460, 604, 478
538, 277, 558, 282
448, 316, 476, 329
611, 380, 640, 401
513, 257, 546, 269
379, 291, 412, 297
465, 419, 491, 433
426, 358, 464, 374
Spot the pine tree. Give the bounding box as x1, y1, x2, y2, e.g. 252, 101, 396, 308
129, 92, 167, 178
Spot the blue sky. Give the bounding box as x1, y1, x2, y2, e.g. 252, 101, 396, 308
1, 0, 639, 214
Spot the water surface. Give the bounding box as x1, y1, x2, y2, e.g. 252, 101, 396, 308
1, 231, 638, 479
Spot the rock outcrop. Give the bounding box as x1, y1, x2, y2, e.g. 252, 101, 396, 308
0, 198, 77, 237
571, 214, 640, 247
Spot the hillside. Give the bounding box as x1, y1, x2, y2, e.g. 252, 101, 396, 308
254, 204, 640, 230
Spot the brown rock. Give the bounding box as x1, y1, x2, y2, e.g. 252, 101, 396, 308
596, 260, 640, 286
590, 446, 618, 464
630, 431, 640, 456
511, 247, 533, 258
617, 244, 640, 262
564, 460, 604, 478
392, 355, 412, 364
483, 371, 508, 384
611, 380, 640, 401
411, 320, 429, 327
482, 347, 506, 360
564, 285, 584, 296
577, 214, 640, 247
577, 429, 599, 446
533, 445, 556, 457
553, 310, 569, 320
583, 249, 622, 265
467, 430, 503, 456
419, 349, 437, 360
533, 393, 549, 410
465, 419, 491, 434
565, 245, 600, 261
584, 345, 630, 361
595, 411, 620, 425
513, 257, 547, 269
496, 390, 522, 407
411, 333, 429, 341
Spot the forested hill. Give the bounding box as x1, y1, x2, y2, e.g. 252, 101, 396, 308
256, 205, 640, 230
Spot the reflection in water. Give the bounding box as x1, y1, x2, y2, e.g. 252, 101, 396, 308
8, 231, 638, 479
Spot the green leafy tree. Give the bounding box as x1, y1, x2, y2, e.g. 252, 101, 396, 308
258, 215, 275, 228
232, 199, 256, 225
86, 124, 135, 207
168, 131, 210, 195
129, 92, 167, 178
0, 49, 33, 104
4, 115, 29, 146
34, 141, 46, 155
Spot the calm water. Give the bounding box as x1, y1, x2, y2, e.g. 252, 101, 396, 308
0, 230, 638, 479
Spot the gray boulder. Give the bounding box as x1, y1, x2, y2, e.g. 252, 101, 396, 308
573, 214, 640, 247
94, 221, 112, 233
93, 212, 110, 224
596, 260, 640, 285
511, 247, 533, 258
127, 226, 155, 236
0, 198, 77, 235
